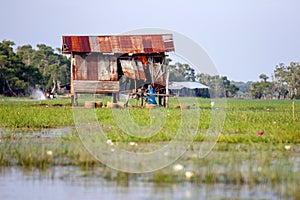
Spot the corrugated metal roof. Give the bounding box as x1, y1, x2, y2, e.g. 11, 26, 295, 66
62, 34, 174, 54
169, 82, 209, 90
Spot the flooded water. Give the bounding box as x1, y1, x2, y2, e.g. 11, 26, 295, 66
0, 126, 298, 199
0, 167, 287, 200
0, 127, 74, 138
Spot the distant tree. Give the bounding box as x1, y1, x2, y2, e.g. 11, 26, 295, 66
285, 62, 300, 99
259, 73, 271, 99
17, 44, 70, 93
269, 75, 278, 99
231, 81, 252, 97
168, 62, 196, 81
197, 73, 238, 98
249, 74, 272, 99
272, 62, 300, 99
222, 76, 238, 97
227, 84, 239, 97
274, 63, 288, 99
196, 73, 210, 85
249, 82, 263, 99
0, 40, 42, 96
0, 40, 70, 96
17, 45, 34, 66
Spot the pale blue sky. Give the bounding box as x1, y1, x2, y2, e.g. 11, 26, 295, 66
1, 0, 299, 81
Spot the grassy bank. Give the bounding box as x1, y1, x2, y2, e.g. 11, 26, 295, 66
0, 98, 299, 143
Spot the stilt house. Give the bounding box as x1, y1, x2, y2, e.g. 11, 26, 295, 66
62, 34, 175, 103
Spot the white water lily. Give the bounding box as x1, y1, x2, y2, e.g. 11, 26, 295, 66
184, 171, 193, 179
46, 150, 53, 156
129, 142, 137, 146
284, 145, 291, 150
173, 164, 184, 172
106, 140, 114, 146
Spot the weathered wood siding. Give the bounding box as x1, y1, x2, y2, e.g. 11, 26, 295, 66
73, 54, 86, 80
73, 80, 119, 93
72, 53, 118, 81
86, 54, 98, 80
98, 55, 118, 81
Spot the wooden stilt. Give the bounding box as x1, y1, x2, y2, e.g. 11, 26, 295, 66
165, 67, 169, 108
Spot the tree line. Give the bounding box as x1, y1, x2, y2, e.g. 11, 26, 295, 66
1, 39, 298, 99
168, 60, 300, 99
250, 62, 300, 99
0, 40, 70, 96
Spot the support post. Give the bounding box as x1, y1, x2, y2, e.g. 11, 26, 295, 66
165, 67, 169, 108
292, 100, 295, 122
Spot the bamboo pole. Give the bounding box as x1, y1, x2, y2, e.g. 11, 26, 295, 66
165, 67, 169, 108
292, 100, 295, 122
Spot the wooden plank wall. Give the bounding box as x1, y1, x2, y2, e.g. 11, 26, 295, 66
73, 80, 119, 93
72, 54, 118, 81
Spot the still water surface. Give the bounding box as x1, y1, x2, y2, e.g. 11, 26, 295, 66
0, 167, 282, 200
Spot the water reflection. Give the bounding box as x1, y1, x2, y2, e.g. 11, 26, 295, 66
0, 167, 285, 200
0, 127, 73, 138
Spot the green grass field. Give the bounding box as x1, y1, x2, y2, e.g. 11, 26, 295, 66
0, 97, 299, 143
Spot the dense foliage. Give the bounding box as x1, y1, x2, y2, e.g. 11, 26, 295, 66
0, 40, 70, 96
250, 62, 300, 99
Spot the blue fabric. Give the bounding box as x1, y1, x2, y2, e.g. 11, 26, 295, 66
148, 85, 157, 104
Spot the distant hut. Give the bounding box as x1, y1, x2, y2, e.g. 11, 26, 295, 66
62, 34, 174, 104
169, 81, 210, 97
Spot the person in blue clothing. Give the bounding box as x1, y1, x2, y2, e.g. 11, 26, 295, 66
146, 84, 157, 105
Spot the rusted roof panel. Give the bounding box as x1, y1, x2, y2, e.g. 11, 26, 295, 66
62, 34, 174, 54
67, 36, 91, 52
